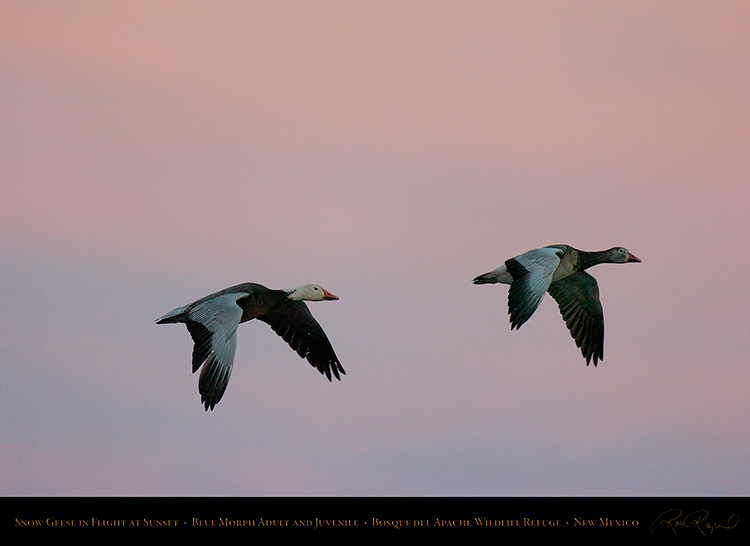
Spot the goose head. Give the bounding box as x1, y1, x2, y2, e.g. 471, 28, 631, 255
287, 284, 339, 302
607, 247, 641, 263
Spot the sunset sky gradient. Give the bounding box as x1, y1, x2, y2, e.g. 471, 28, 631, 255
2, 1, 749, 496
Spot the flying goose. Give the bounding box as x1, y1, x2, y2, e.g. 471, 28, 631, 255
473, 245, 641, 365
156, 283, 344, 410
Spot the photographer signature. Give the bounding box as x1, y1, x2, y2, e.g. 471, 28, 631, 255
651, 508, 739, 536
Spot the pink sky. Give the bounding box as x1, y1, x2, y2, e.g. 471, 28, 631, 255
1, 1, 749, 496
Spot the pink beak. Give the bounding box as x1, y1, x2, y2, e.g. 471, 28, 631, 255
627, 253, 642, 263
323, 289, 339, 300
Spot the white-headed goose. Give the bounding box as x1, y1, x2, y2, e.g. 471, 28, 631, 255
473, 245, 641, 365
156, 283, 344, 410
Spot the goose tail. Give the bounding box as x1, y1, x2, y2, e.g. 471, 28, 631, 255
155, 305, 189, 324
472, 265, 512, 285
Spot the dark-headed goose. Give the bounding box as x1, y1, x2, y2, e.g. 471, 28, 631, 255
156, 283, 344, 410
473, 245, 640, 365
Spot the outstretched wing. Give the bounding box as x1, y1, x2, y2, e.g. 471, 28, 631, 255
258, 301, 345, 381
505, 247, 562, 329
547, 271, 604, 365
185, 292, 244, 410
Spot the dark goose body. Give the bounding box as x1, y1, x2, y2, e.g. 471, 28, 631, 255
473, 245, 641, 365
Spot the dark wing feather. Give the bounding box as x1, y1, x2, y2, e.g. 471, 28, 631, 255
258, 301, 345, 381
506, 258, 542, 329
547, 271, 604, 365
184, 293, 243, 410
186, 319, 213, 373
196, 352, 234, 411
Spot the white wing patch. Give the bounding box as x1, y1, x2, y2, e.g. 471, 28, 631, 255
506, 247, 562, 329
187, 293, 245, 410
514, 246, 562, 293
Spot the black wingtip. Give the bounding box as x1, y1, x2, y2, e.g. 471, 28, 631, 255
201, 393, 217, 411
584, 351, 602, 366
320, 360, 346, 381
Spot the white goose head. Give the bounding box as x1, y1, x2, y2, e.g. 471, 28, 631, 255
287, 284, 339, 302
